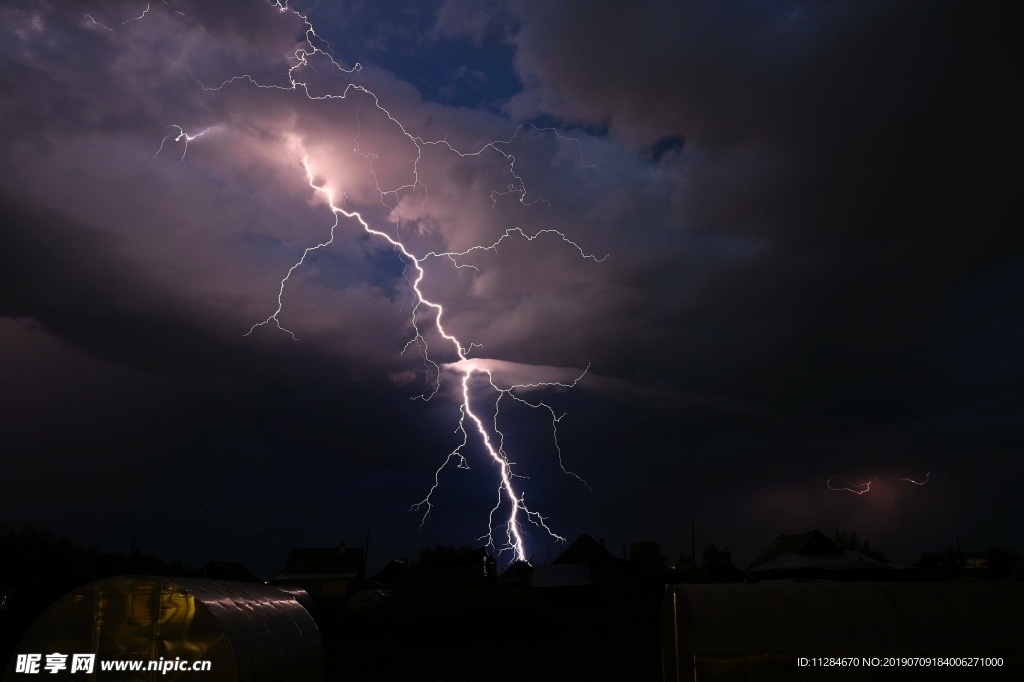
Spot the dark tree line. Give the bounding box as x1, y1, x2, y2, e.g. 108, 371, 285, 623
628, 540, 740, 581
834, 529, 890, 563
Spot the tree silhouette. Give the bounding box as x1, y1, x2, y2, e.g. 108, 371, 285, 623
834, 529, 890, 563
702, 544, 737, 581
674, 553, 695, 570
985, 547, 1021, 580
628, 541, 666, 569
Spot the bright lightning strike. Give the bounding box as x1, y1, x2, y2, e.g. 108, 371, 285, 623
135, 0, 604, 563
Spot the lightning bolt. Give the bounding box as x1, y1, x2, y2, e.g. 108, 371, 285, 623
153, 125, 213, 164
84, 1, 183, 31
133, 0, 604, 563
826, 475, 872, 495
827, 471, 930, 495
892, 471, 930, 486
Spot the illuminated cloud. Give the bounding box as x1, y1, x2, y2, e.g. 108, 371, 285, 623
0, 0, 1019, 572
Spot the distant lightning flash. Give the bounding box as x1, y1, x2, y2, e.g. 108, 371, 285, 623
154, 125, 213, 164
827, 472, 931, 495
131, 0, 604, 562
893, 471, 930, 486
85, 1, 183, 31
826, 475, 872, 495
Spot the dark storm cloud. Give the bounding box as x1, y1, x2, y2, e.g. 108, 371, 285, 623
1, 0, 1020, 572
432, 0, 1023, 558
0, 192, 453, 573
436, 0, 1023, 426
0, 195, 445, 474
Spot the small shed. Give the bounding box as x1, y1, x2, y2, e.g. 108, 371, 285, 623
662, 582, 1024, 681
3, 576, 322, 681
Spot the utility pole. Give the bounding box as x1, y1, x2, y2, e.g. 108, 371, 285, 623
691, 522, 696, 569
364, 528, 370, 579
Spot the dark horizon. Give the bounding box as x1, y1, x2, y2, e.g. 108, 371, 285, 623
3, 517, 1017, 585
1, 1, 1021, 585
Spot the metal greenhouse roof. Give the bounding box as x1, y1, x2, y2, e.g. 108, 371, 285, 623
3, 576, 323, 682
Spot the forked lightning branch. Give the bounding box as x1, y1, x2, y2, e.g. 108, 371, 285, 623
96, 0, 605, 563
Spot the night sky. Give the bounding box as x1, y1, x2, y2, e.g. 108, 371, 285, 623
1, 0, 1020, 578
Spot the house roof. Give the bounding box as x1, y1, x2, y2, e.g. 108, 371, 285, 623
747, 530, 842, 571
552, 533, 616, 565
749, 550, 888, 574
532, 564, 592, 588
274, 571, 360, 580
198, 561, 259, 583
747, 530, 895, 576
371, 559, 410, 584
279, 547, 364, 579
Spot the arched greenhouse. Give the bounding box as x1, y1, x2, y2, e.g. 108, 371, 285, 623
3, 576, 323, 681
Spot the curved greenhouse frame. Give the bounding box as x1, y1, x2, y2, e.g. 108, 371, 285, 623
4, 576, 323, 681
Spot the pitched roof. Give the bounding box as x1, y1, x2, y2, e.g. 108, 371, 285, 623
552, 533, 616, 565
278, 546, 365, 579
747, 530, 841, 571
198, 560, 259, 583
371, 559, 410, 584
749, 550, 888, 574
